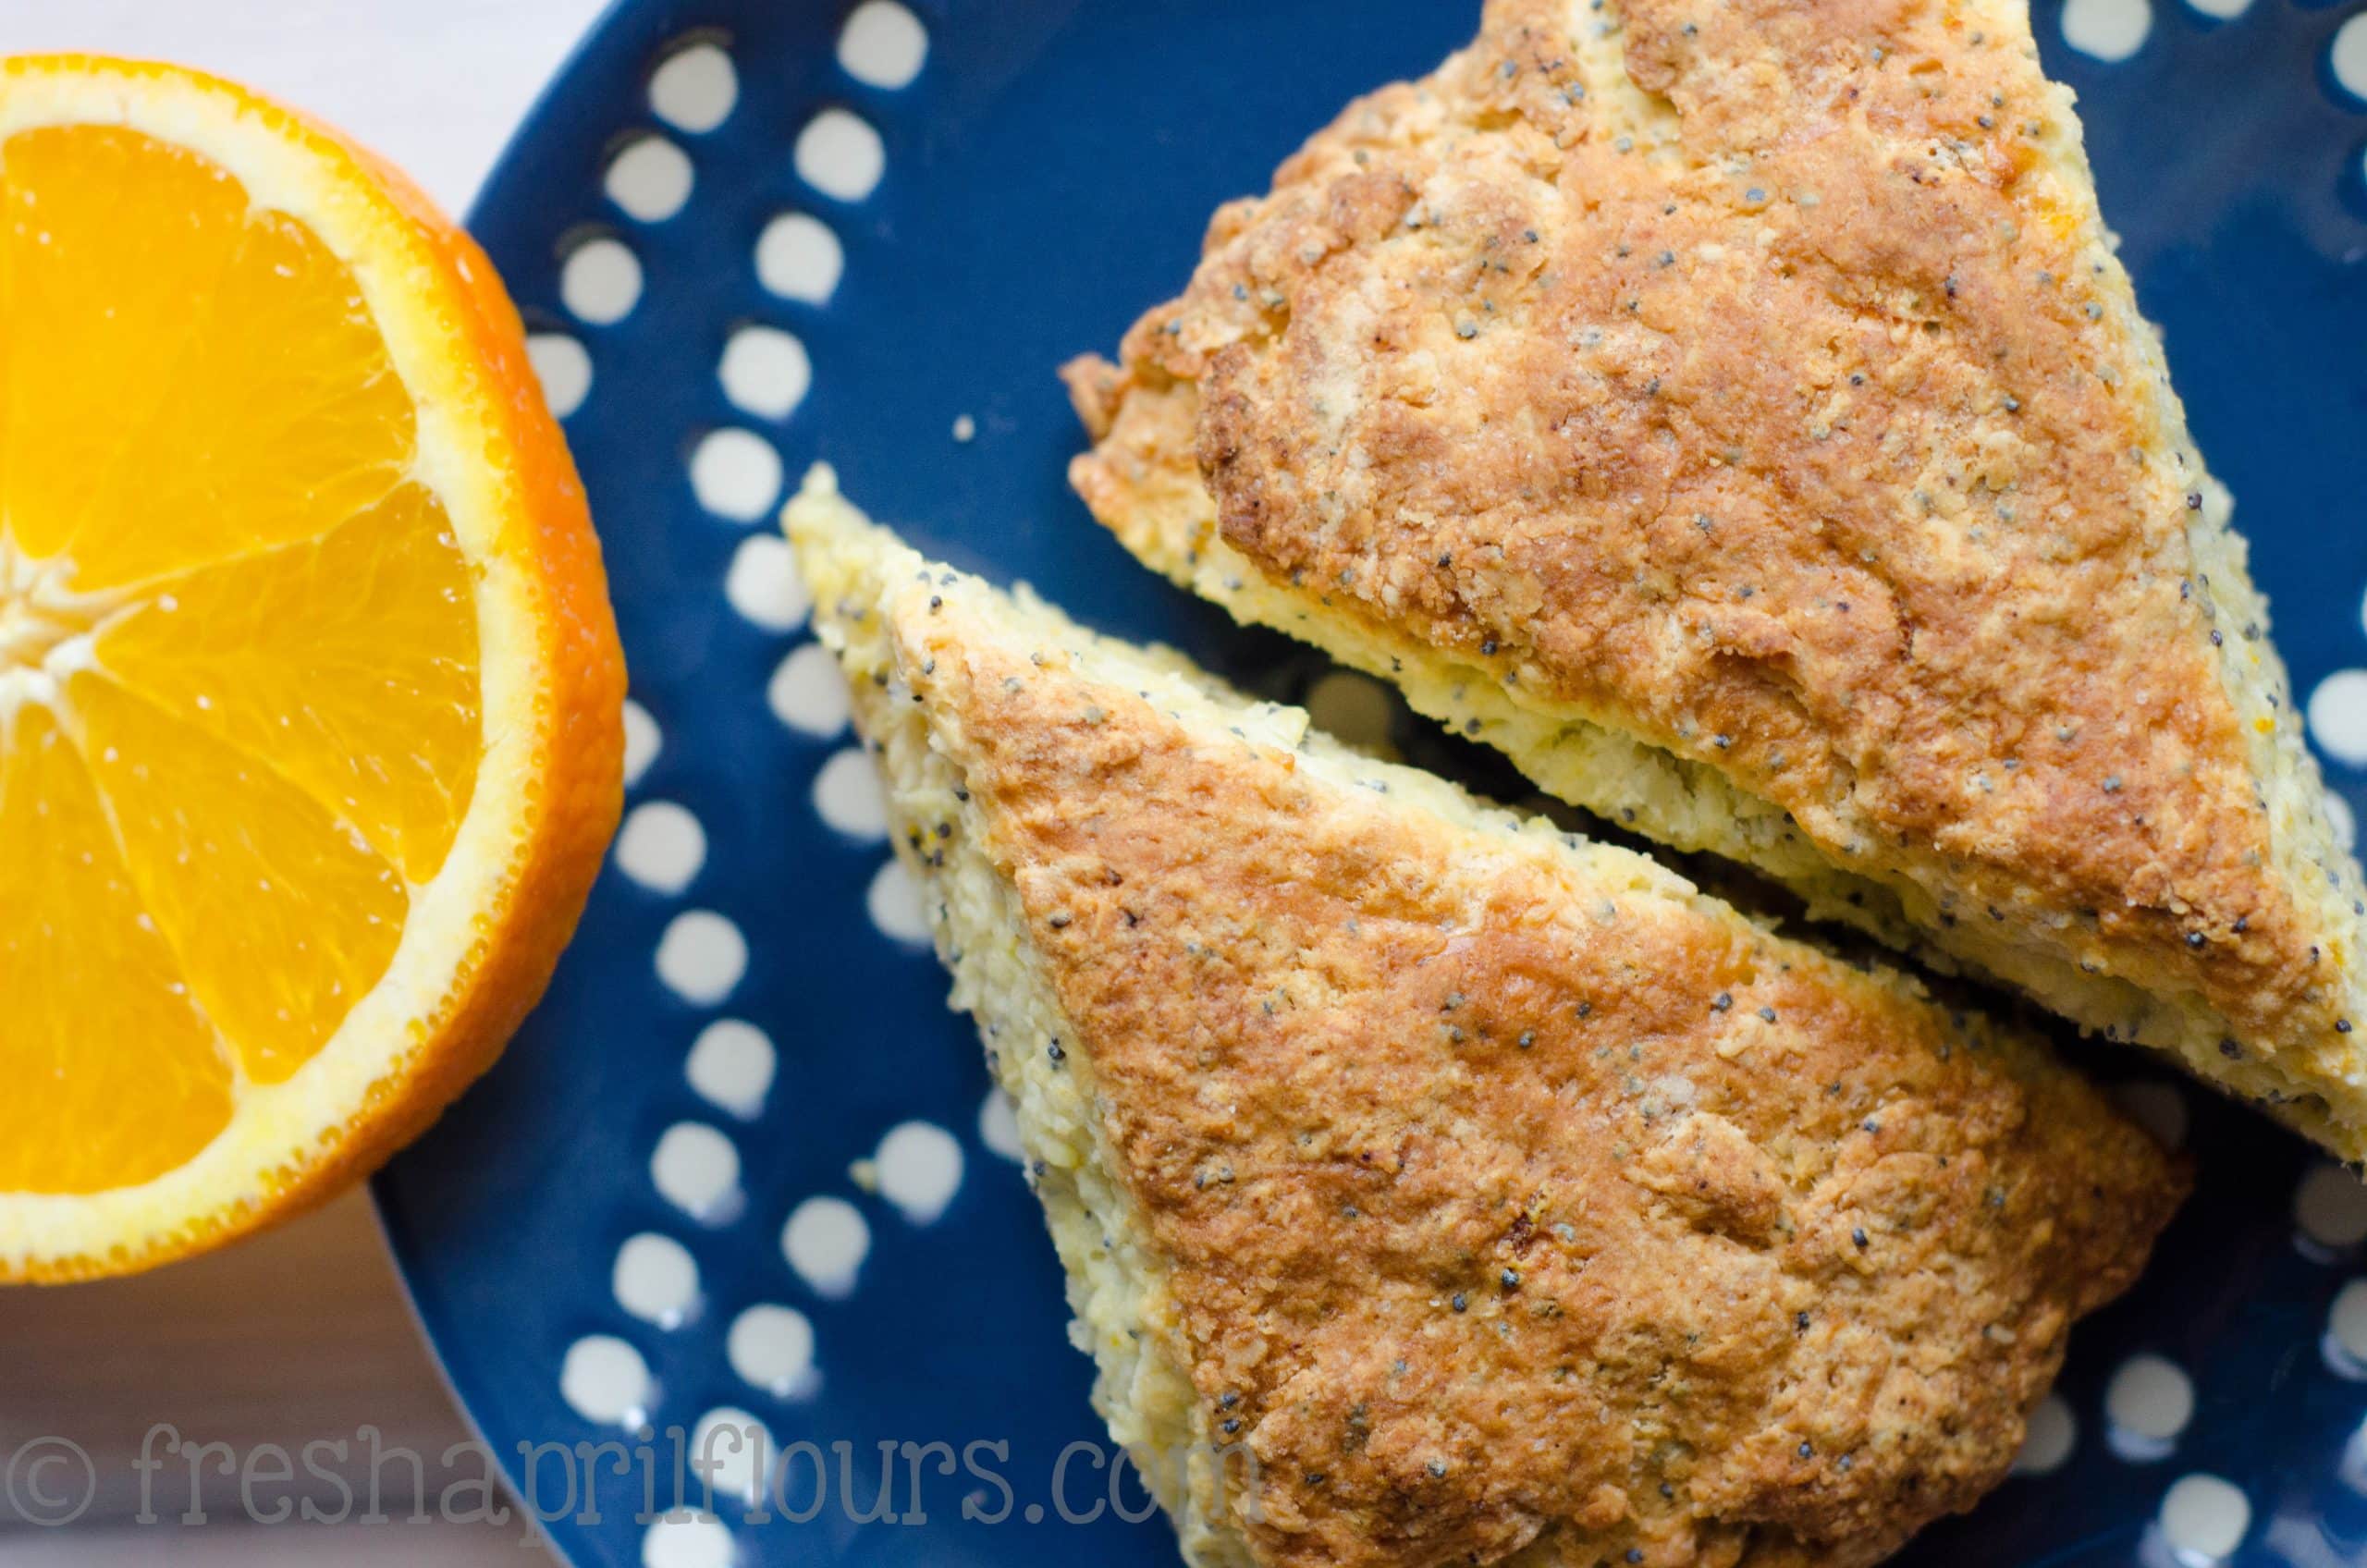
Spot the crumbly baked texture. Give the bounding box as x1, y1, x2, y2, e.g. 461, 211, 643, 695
789, 472, 2185, 1568
1063, 0, 2367, 1157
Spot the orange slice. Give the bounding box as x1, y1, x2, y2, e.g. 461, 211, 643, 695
0, 56, 625, 1280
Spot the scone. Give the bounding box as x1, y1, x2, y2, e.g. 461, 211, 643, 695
1064, 0, 2367, 1156
788, 471, 2185, 1568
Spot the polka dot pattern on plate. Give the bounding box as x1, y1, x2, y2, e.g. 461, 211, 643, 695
525, 333, 592, 418
655, 910, 749, 1005
560, 237, 643, 325
651, 1121, 743, 1224
2105, 1353, 2195, 1461
2324, 1279, 2367, 1375
622, 699, 662, 788
2332, 16, 2367, 104
613, 1232, 702, 1329
727, 1304, 817, 1398
812, 748, 890, 839
648, 42, 737, 133
839, 2, 929, 89
642, 1515, 733, 1568
616, 801, 707, 894
768, 643, 852, 737
1306, 670, 1399, 753
979, 1089, 1024, 1163
781, 1195, 871, 1299
874, 1120, 964, 1224
724, 533, 811, 631
2111, 1080, 2189, 1153
865, 857, 931, 946
2062, 0, 2152, 61
606, 135, 694, 222
560, 1334, 654, 1427
691, 1407, 774, 1507
2013, 1393, 2079, 1477
2296, 1163, 2367, 1254
685, 1019, 777, 1120
718, 325, 813, 420
794, 108, 886, 202
2156, 1474, 2250, 1562
2185, 0, 2250, 18
755, 213, 844, 303
2309, 670, 2367, 767
689, 428, 785, 522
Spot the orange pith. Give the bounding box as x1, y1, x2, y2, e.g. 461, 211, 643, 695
0, 57, 624, 1278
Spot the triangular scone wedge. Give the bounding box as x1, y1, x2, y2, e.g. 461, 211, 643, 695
789, 471, 2184, 1568
1063, 0, 2367, 1154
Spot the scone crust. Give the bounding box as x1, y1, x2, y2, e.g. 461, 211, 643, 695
871, 549, 2185, 1568
1067, 0, 2367, 1134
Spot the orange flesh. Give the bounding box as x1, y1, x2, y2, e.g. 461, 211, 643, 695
0, 124, 483, 1193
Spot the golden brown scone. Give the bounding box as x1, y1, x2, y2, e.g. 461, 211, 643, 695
789, 472, 2186, 1568
1064, 0, 2367, 1157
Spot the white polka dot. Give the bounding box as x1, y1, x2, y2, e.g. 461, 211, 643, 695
607, 136, 694, 223
686, 1019, 776, 1121
560, 1335, 653, 1427
560, 238, 642, 325
690, 429, 784, 523
2184, 0, 2249, 17
725, 534, 810, 631
2105, 1354, 2194, 1460
2329, 793, 2357, 854
643, 1515, 733, 1568
2311, 670, 2367, 768
652, 1121, 743, 1224
2297, 1163, 2367, 1254
755, 214, 843, 303
614, 1232, 702, 1329
656, 911, 748, 1006
623, 699, 662, 788
2334, 16, 2367, 103
951, 414, 975, 443
2112, 1080, 2189, 1153
979, 1090, 1024, 1163
727, 1304, 817, 1398
649, 43, 737, 134
875, 1121, 964, 1224
2325, 1279, 2367, 1375
838, 2, 928, 88
2012, 1393, 2078, 1477
768, 643, 852, 738
526, 334, 591, 419
692, 1408, 774, 1508
782, 1195, 870, 1299
2157, 1474, 2250, 1562
866, 858, 931, 946
794, 109, 885, 202
1306, 671, 1398, 752
617, 801, 706, 894
2062, 0, 2152, 61
813, 749, 889, 839
718, 326, 812, 421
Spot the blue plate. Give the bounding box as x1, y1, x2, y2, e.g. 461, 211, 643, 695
374, 3, 2367, 1564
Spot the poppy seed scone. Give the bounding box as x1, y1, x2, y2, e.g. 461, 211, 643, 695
788, 472, 2184, 1568
1064, 0, 2367, 1155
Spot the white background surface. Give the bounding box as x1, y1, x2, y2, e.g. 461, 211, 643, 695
0, 5, 611, 1560
0, 0, 614, 214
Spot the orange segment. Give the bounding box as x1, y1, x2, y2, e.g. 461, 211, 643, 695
0, 55, 625, 1281
6, 126, 418, 589
0, 705, 234, 1194
67, 672, 412, 1084
96, 482, 484, 883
